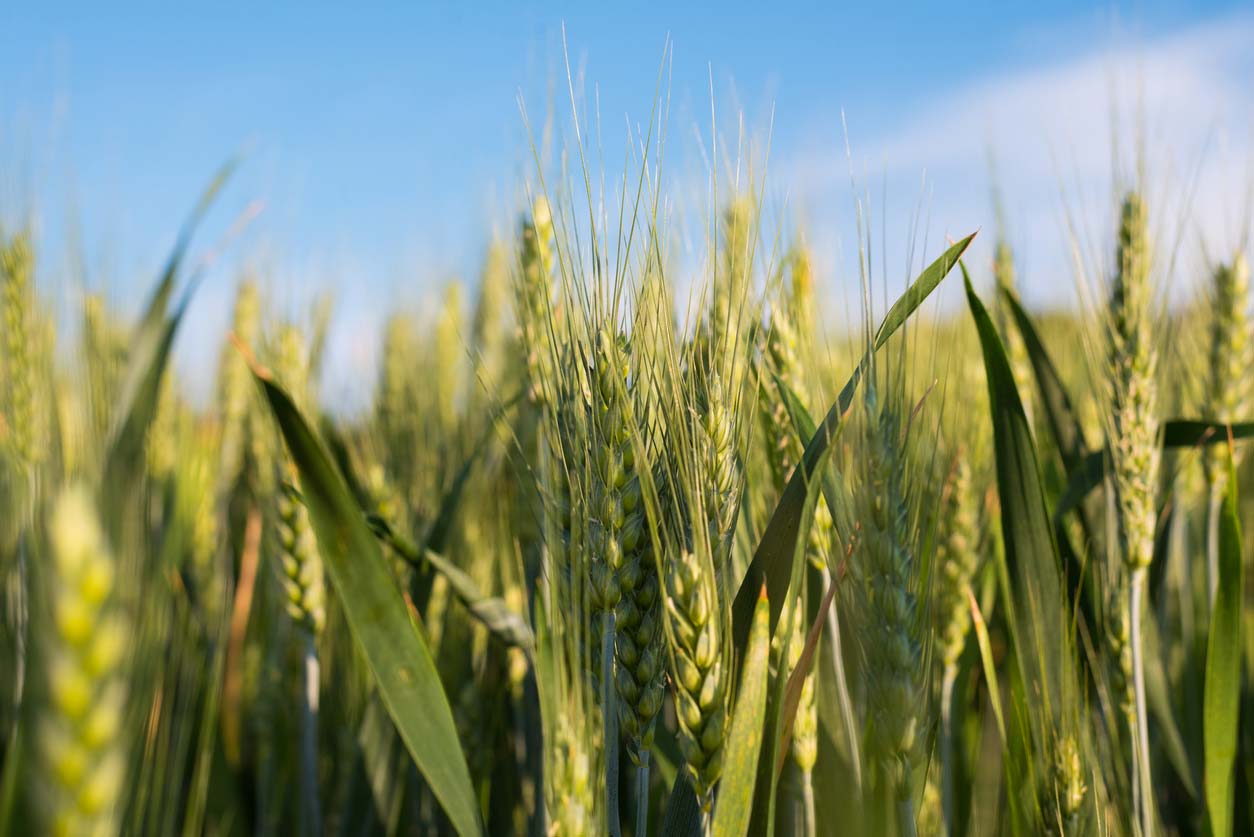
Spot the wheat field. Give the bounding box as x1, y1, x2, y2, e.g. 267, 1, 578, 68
2, 47, 1253, 837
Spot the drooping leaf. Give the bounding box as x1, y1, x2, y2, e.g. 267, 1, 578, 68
713, 589, 772, 837
731, 233, 976, 654
1204, 455, 1244, 837
370, 515, 534, 653
251, 371, 482, 837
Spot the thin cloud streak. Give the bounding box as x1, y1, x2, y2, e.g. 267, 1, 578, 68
786, 12, 1254, 311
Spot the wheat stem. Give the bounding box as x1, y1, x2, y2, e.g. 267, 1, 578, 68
801, 771, 816, 837
940, 662, 958, 834
635, 751, 650, 836
1129, 568, 1152, 836
897, 796, 917, 837
301, 637, 322, 836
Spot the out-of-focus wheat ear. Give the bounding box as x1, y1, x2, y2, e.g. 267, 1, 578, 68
216, 279, 260, 487
82, 293, 128, 452
853, 384, 921, 829
470, 241, 511, 408
1204, 252, 1250, 604
709, 195, 756, 383
2, 233, 39, 473
516, 197, 556, 407
786, 598, 818, 829
145, 369, 180, 483
434, 282, 464, 439
36, 484, 129, 836
933, 449, 980, 833
761, 278, 804, 491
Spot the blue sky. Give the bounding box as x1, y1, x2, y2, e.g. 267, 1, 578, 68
2, 2, 1251, 408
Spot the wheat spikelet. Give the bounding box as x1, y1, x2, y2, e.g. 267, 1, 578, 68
933, 451, 980, 668
1107, 192, 1159, 573
854, 386, 920, 803
698, 372, 739, 573
609, 337, 665, 764
37, 484, 129, 836
663, 545, 728, 806
272, 326, 326, 637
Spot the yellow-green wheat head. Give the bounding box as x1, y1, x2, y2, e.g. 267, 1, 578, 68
36, 484, 129, 836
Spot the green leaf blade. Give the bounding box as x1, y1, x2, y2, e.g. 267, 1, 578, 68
963, 266, 1067, 723
254, 374, 483, 837
1204, 457, 1244, 837
713, 589, 772, 837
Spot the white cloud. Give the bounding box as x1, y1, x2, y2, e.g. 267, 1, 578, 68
784, 13, 1254, 313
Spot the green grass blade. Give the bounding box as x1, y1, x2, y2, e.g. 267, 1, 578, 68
101, 165, 236, 531
1204, 455, 1243, 837
996, 282, 1104, 633
252, 371, 483, 837
713, 588, 772, 837
997, 283, 1089, 472
772, 370, 845, 539
968, 590, 1005, 745
963, 267, 1067, 716
108, 162, 237, 451
100, 295, 189, 535
731, 232, 975, 654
